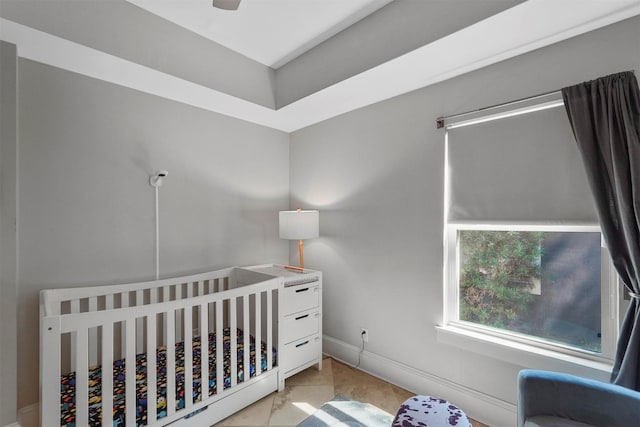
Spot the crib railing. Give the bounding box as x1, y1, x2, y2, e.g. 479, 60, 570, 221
40, 268, 281, 427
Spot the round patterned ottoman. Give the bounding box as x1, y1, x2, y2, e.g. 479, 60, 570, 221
392, 395, 473, 427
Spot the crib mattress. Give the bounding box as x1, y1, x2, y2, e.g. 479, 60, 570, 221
59, 327, 276, 427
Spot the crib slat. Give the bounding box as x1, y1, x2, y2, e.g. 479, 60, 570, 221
255, 292, 262, 375
162, 286, 170, 347
158, 286, 171, 347
184, 305, 193, 409
267, 290, 273, 370
76, 327, 89, 427
120, 293, 129, 361
230, 297, 237, 388
105, 294, 114, 310
199, 302, 209, 400
136, 319, 144, 354
136, 290, 144, 353
125, 319, 136, 427
101, 323, 114, 427
175, 285, 183, 343
88, 297, 98, 366
149, 287, 158, 304
146, 314, 157, 423
148, 289, 160, 351
197, 281, 204, 296
40, 317, 61, 427
166, 310, 176, 416
243, 295, 250, 382
216, 301, 223, 394
70, 300, 79, 370
208, 297, 215, 340
121, 292, 129, 308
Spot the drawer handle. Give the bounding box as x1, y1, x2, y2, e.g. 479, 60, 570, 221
295, 340, 309, 348
295, 314, 309, 320
295, 287, 310, 293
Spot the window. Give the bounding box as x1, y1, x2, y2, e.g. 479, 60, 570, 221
442, 94, 619, 363
446, 224, 617, 358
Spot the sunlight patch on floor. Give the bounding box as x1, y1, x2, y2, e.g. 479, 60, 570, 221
292, 401, 318, 416
328, 400, 393, 424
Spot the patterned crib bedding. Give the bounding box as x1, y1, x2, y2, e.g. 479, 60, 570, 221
60, 327, 276, 427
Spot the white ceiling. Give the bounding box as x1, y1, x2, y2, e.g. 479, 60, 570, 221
126, 0, 393, 68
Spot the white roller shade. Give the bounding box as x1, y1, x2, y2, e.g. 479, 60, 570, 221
446, 105, 597, 223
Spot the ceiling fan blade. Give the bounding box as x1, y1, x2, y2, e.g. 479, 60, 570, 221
212, 0, 241, 10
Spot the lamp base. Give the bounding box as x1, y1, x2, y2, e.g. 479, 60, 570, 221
282, 240, 306, 272
298, 239, 304, 269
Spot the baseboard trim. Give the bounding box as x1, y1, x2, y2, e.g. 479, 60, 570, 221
322, 335, 516, 427
17, 403, 38, 427
2, 422, 20, 427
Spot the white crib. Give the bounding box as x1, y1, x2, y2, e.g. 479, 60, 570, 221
39, 267, 283, 427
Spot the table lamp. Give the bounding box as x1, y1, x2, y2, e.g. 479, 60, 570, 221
279, 209, 319, 270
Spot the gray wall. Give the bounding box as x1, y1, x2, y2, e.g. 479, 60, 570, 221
0, 41, 18, 427
16, 60, 290, 409
290, 15, 640, 423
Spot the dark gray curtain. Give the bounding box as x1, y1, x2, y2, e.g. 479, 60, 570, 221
562, 71, 640, 390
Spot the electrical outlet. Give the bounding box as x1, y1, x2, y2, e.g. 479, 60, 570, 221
361, 328, 369, 343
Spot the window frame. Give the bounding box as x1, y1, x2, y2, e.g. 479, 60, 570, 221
443, 222, 619, 364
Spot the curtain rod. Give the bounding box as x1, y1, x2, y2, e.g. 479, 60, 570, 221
436, 89, 562, 129
435, 70, 637, 129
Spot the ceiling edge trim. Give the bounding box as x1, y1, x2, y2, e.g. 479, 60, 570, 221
1, 1, 639, 133
0, 18, 288, 131
276, 0, 640, 131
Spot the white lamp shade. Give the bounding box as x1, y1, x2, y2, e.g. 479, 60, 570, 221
279, 210, 319, 240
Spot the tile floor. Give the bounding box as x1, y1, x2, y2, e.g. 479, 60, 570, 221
215, 357, 489, 427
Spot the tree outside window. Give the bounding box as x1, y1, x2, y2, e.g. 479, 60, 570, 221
458, 230, 601, 353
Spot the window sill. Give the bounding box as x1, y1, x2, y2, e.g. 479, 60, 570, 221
436, 324, 613, 377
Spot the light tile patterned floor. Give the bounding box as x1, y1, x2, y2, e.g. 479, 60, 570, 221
215, 357, 490, 427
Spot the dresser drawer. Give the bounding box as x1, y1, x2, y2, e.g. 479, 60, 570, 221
283, 335, 321, 375
282, 284, 320, 316
282, 310, 320, 344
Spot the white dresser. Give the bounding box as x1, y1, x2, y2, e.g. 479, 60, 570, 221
244, 264, 322, 388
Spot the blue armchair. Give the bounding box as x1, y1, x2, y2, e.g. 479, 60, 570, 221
517, 369, 640, 427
